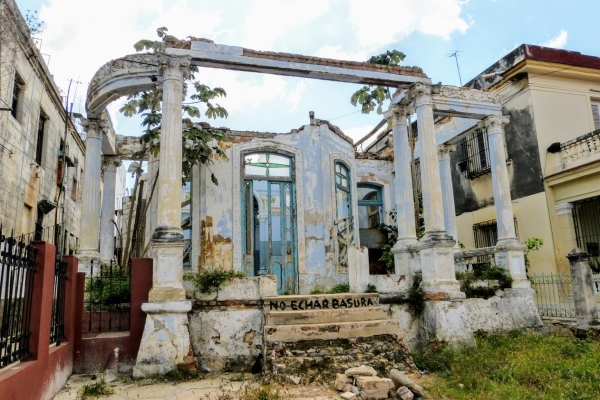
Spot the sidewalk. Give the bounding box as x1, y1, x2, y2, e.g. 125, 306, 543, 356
53, 372, 340, 399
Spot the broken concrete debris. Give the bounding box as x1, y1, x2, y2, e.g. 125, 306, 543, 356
334, 366, 425, 399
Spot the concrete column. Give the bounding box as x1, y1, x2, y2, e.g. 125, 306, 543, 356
77, 119, 106, 264
190, 164, 201, 272
384, 104, 418, 275
99, 156, 120, 263
567, 248, 598, 327
483, 115, 529, 289
438, 144, 459, 250
555, 203, 578, 267
144, 154, 159, 258
410, 83, 460, 296
134, 55, 193, 378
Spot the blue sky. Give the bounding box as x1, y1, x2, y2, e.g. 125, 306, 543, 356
15, 0, 600, 145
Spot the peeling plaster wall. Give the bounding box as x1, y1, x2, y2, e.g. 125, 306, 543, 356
196, 124, 364, 293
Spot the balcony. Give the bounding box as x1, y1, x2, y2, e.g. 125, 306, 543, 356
549, 129, 600, 174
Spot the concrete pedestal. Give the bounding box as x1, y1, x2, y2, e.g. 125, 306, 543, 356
417, 233, 463, 296
133, 301, 192, 378
495, 239, 530, 289
422, 299, 474, 346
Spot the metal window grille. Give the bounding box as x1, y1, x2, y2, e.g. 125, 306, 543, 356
531, 273, 576, 318
472, 219, 518, 264
0, 226, 37, 370
459, 128, 491, 179
82, 260, 130, 334
572, 196, 600, 272
50, 258, 68, 345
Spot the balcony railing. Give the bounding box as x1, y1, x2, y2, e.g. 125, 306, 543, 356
555, 129, 600, 172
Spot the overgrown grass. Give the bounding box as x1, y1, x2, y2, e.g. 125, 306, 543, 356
244, 384, 280, 400
414, 331, 600, 400
81, 379, 114, 398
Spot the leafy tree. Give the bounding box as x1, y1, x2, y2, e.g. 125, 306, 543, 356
24, 10, 45, 36
350, 50, 409, 115
120, 27, 229, 185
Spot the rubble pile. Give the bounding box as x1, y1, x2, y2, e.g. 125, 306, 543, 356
333, 366, 425, 400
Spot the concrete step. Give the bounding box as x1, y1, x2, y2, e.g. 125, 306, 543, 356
265, 319, 400, 343
263, 292, 380, 313
265, 306, 389, 326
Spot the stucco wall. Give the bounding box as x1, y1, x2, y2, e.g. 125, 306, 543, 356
195, 124, 364, 293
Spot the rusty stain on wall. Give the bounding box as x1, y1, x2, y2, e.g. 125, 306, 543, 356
201, 216, 234, 270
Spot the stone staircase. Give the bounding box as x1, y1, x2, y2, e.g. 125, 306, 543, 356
262, 293, 413, 384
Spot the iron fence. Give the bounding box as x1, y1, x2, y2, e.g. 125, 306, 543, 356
50, 258, 68, 345
82, 260, 130, 334
531, 272, 576, 318
0, 227, 37, 369
572, 196, 600, 272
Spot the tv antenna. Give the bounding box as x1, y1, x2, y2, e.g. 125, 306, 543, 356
447, 50, 464, 86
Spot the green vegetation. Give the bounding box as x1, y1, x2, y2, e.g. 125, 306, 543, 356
85, 269, 130, 308
81, 379, 114, 398
407, 272, 425, 315
524, 237, 544, 272
309, 283, 350, 295
184, 268, 245, 293
415, 331, 600, 400
161, 365, 199, 382
365, 283, 378, 293
456, 263, 512, 299
244, 385, 281, 400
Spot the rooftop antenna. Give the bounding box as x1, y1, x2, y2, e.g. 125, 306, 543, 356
447, 50, 464, 86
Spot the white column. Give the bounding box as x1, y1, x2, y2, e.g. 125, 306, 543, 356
134, 55, 193, 379
411, 83, 460, 295
385, 104, 418, 275
148, 55, 191, 302
483, 115, 529, 288
438, 144, 459, 250
99, 156, 120, 263
77, 119, 106, 264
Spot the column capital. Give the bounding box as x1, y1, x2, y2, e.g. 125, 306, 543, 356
384, 104, 415, 127
555, 202, 574, 215
158, 55, 192, 81
102, 156, 122, 171
481, 114, 510, 135
437, 144, 457, 160
81, 118, 108, 139
409, 82, 433, 107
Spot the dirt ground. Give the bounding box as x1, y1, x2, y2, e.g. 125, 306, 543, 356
53, 372, 342, 400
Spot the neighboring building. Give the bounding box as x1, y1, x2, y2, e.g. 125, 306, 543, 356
449, 45, 600, 275
0, 0, 86, 254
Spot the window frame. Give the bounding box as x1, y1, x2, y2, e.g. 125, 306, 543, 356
11, 72, 25, 122
459, 128, 492, 179
243, 151, 294, 182
357, 184, 383, 229
591, 100, 600, 131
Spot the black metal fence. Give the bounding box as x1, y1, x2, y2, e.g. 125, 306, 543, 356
50, 258, 68, 345
82, 260, 131, 334
0, 227, 38, 369
531, 272, 576, 318
572, 196, 600, 272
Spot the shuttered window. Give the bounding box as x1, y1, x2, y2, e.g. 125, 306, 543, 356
592, 101, 600, 131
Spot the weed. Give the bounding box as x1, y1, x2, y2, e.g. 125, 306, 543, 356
81, 379, 114, 398
230, 373, 245, 382
365, 283, 378, 293
244, 384, 280, 400
415, 332, 600, 400
184, 268, 245, 293
407, 272, 425, 315
326, 283, 350, 294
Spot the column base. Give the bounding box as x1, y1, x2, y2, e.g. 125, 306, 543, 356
495, 239, 530, 289
133, 301, 193, 378
150, 239, 186, 302
392, 238, 419, 275
422, 299, 474, 347
416, 232, 462, 295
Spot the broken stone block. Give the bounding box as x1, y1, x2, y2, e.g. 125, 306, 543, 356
340, 392, 357, 400
345, 365, 377, 377
397, 386, 414, 400
342, 384, 353, 393
390, 369, 425, 397
335, 373, 352, 391
356, 376, 395, 399
350, 385, 360, 394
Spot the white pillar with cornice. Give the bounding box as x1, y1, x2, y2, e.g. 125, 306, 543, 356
385, 104, 419, 275
438, 144, 460, 250
483, 115, 529, 288
410, 83, 461, 296
99, 156, 120, 263
77, 119, 106, 266
134, 55, 193, 378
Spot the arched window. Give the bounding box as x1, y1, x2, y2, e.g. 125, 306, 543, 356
334, 161, 353, 267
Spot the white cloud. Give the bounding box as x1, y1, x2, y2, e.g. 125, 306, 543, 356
315, 45, 368, 62
542, 30, 568, 49
348, 0, 469, 48
241, 0, 332, 50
